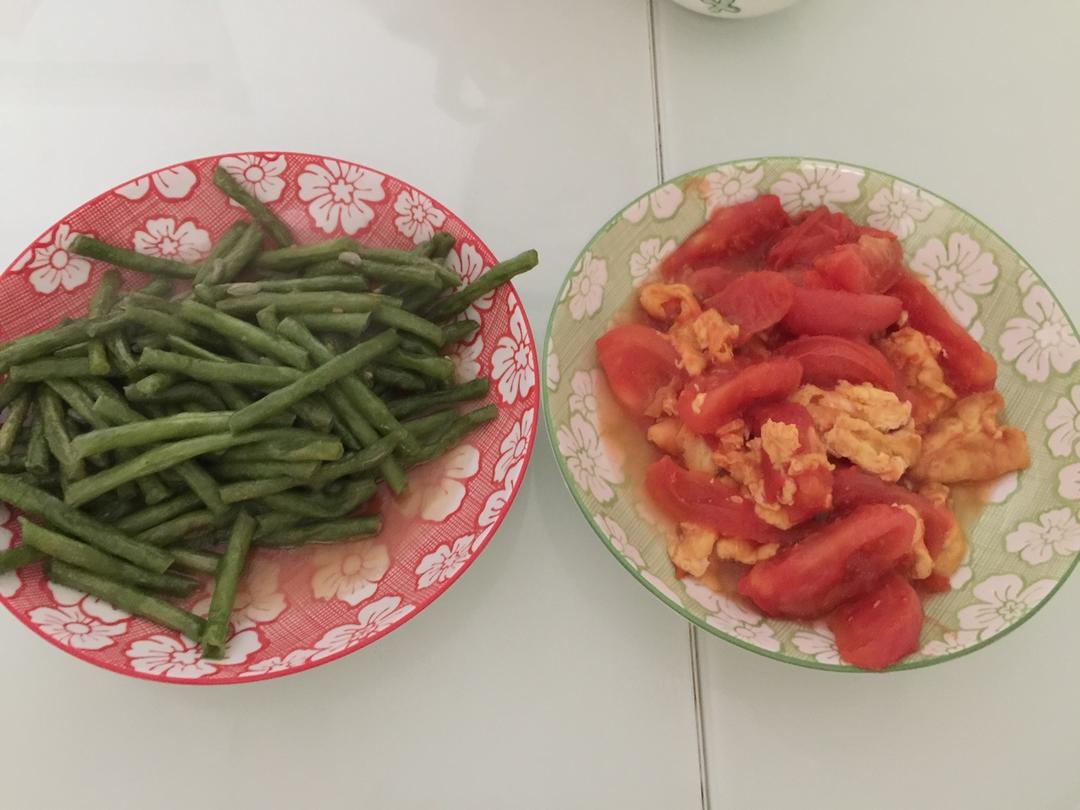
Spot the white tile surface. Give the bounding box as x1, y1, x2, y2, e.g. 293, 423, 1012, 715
0, 3, 702, 809
652, 1, 1080, 808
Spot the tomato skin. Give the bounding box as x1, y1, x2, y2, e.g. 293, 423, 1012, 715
737, 503, 916, 618
707, 271, 795, 338
918, 573, 952, 593
812, 235, 902, 294
659, 195, 789, 278
831, 466, 954, 557
782, 287, 903, 337
645, 456, 785, 543
678, 358, 803, 435
596, 324, 681, 416
766, 208, 860, 270
748, 401, 833, 524
686, 265, 738, 300
890, 274, 997, 393
828, 573, 923, 670
779, 335, 897, 390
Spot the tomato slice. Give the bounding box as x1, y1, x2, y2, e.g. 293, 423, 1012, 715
782, 288, 903, 337
748, 401, 833, 524
890, 274, 997, 393
678, 357, 803, 435
706, 271, 795, 338
828, 573, 923, 670
596, 324, 681, 416
686, 265, 738, 300
659, 195, 789, 279
765, 208, 860, 270
737, 503, 916, 618
812, 235, 902, 294
645, 456, 785, 543
779, 335, 897, 390
831, 466, 954, 557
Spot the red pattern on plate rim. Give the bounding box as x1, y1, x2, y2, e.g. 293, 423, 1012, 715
0, 151, 539, 684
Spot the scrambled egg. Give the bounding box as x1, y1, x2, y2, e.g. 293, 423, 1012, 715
715, 536, 780, 564
919, 482, 968, 578
639, 282, 700, 323
638, 283, 739, 376
668, 522, 718, 577
896, 504, 932, 580
647, 418, 718, 475
912, 391, 1030, 483
792, 382, 921, 482
877, 327, 957, 426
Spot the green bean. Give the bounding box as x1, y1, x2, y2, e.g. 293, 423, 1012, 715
116, 492, 202, 533
441, 319, 481, 347
213, 460, 318, 481
38, 387, 86, 482
338, 253, 441, 288
115, 305, 205, 343
371, 306, 444, 345
224, 337, 263, 364
341, 244, 438, 266
301, 258, 351, 277
135, 509, 230, 546
262, 478, 375, 519
372, 365, 427, 392
322, 386, 370, 447
209, 222, 264, 284
219, 433, 343, 463
383, 349, 453, 381
178, 300, 309, 368
0, 318, 124, 372
401, 405, 498, 467
253, 237, 354, 272
396, 334, 439, 356
0, 381, 28, 411
213, 166, 291, 247
215, 291, 397, 316
54, 342, 89, 358
49, 561, 204, 640
25, 405, 51, 477
194, 221, 248, 284
128, 382, 229, 411
170, 547, 221, 575
290, 396, 335, 432
165, 335, 226, 363
125, 372, 179, 399
228, 331, 400, 432
193, 284, 219, 305
44, 379, 118, 471
139, 348, 303, 388
19, 519, 197, 597
0, 391, 32, 464
104, 328, 140, 377
9, 357, 96, 382
429, 232, 456, 260
0, 543, 45, 573
88, 496, 141, 523
388, 378, 490, 418
87, 269, 121, 374
72, 411, 232, 458
0, 474, 173, 572
70, 235, 197, 280
425, 249, 538, 321
293, 313, 372, 333
220, 275, 372, 296
202, 509, 256, 656
309, 431, 404, 487
63, 428, 284, 507
401, 410, 458, 440
220, 477, 300, 504
253, 511, 304, 539
140, 279, 174, 298
256, 515, 381, 548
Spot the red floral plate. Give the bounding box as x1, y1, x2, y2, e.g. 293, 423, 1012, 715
0, 152, 538, 684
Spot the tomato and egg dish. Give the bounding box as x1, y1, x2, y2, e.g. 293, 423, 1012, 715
596, 195, 1030, 670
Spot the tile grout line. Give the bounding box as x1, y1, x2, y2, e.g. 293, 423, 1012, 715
646, 4, 711, 810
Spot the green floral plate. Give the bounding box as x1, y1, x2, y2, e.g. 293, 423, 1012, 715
543, 157, 1080, 671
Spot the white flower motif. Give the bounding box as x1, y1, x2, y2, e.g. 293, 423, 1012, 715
29, 603, 127, 651
622, 184, 684, 223
909, 234, 997, 327
702, 162, 763, 215
400, 444, 480, 522
546, 341, 560, 391
45, 579, 130, 623
10, 224, 93, 294
1058, 463, 1080, 500
126, 630, 261, 678
1000, 285, 1080, 382
866, 180, 937, 238
642, 571, 681, 603
968, 320, 985, 342
951, 565, 973, 589
416, 534, 475, 588
921, 629, 980, 658
477, 472, 523, 547
957, 574, 1055, 640
310, 596, 415, 661
240, 648, 315, 678
770, 163, 863, 216
491, 302, 536, 405
985, 471, 1019, 504
115, 165, 198, 201
629, 237, 676, 287
393, 189, 446, 244
557, 414, 622, 503
791, 624, 841, 665
594, 514, 643, 568
448, 243, 492, 320
133, 217, 210, 263
494, 410, 533, 484
684, 579, 778, 651
0, 505, 21, 598
1046, 385, 1080, 458
1006, 508, 1080, 566
192, 558, 286, 631
217, 154, 287, 203
568, 370, 600, 427
448, 334, 484, 384
310, 539, 390, 606
568, 252, 607, 320
297, 159, 385, 235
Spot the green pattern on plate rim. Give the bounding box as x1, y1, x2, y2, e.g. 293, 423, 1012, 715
543, 157, 1080, 672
